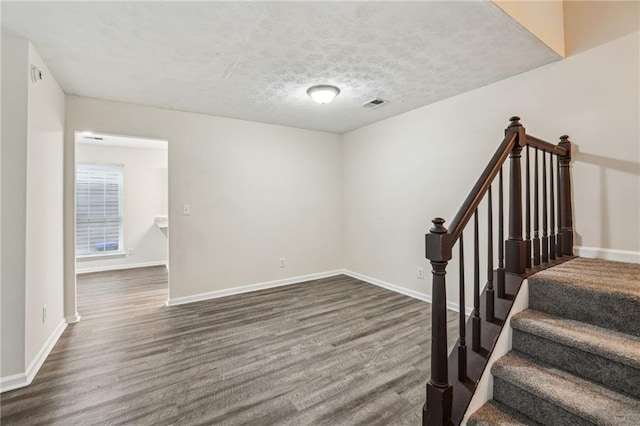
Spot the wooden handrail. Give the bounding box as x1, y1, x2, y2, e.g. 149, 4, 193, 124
449, 132, 517, 243
526, 134, 569, 156
424, 117, 574, 426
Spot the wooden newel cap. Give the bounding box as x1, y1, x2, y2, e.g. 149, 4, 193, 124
558, 135, 571, 159
430, 217, 447, 234
508, 116, 522, 127
426, 219, 452, 261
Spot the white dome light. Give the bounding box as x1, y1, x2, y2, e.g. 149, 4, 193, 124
307, 85, 340, 104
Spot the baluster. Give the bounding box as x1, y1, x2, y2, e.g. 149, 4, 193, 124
549, 154, 556, 260
458, 234, 467, 382
472, 208, 481, 352
558, 135, 574, 255
542, 150, 549, 263
556, 156, 563, 258
505, 117, 526, 274
525, 145, 532, 268
497, 167, 505, 298
424, 218, 453, 426
486, 187, 494, 322
533, 148, 541, 265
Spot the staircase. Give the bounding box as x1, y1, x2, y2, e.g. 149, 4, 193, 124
468, 257, 640, 425
422, 117, 579, 425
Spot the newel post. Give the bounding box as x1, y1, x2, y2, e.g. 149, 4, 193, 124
423, 217, 453, 426
505, 117, 527, 274
558, 135, 573, 255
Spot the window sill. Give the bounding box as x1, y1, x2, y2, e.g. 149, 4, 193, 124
76, 252, 126, 261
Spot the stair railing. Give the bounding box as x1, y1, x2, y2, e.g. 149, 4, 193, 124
423, 117, 573, 425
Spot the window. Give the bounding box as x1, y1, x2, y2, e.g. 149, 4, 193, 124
76, 163, 124, 258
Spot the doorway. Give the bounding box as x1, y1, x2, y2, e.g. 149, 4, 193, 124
73, 131, 169, 319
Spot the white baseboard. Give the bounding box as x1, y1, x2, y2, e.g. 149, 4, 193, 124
65, 313, 82, 324
25, 319, 67, 384
165, 268, 474, 316
76, 260, 168, 274
574, 246, 640, 264
166, 270, 345, 306
1, 319, 67, 393
0, 372, 27, 393
343, 270, 473, 317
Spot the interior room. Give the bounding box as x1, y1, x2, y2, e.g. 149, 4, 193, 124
74, 132, 169, 322
75, 133, 168, 271
1, 1, 639, 425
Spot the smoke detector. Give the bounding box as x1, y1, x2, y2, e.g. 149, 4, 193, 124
30, 65, 43, 83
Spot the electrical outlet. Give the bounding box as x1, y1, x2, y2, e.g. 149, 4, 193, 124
128, 248, 134, 255
42, 305, 47, 323
279, 258, 286, 268
418, 267, 424, 279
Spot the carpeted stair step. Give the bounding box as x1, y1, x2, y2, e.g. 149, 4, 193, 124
468, 400, 541, 426
511, 309, 640, 398
492, 352, 640, 426
528, 258, 640, 336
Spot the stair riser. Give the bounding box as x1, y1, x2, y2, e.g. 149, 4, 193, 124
493, 377, 593, 426
512, 330, 640, 399
467, 400, 542, 426
528, 278, 640, 337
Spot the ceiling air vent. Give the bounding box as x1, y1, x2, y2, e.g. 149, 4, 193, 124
362, 98, 389, 109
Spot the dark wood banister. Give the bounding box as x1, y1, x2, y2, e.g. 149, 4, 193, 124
526, 134, 569, 157
449, 132, 517, 243
446, 119, 566, 249
423, 116, 573, 426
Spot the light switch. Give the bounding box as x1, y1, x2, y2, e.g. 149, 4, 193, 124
182, 204, 191, 215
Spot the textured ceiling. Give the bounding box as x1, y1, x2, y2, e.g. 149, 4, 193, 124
2, 2, 560, 134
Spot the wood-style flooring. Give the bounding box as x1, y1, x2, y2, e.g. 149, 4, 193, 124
1, 267, 457, 425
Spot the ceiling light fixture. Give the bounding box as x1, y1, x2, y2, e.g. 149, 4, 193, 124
307, 85, 340, 104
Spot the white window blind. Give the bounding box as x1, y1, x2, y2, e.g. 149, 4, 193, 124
76, 163, 124, 257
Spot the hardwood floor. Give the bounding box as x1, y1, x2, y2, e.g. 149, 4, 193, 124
1, 267, 457, 425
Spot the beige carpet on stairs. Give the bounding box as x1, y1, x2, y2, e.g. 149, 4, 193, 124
468, 257, 640, 426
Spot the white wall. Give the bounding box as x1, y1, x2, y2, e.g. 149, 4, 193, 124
24, 43, 66, 370
75, 143, 168, 272
342, 31, 640, 308
1, 36, 29, 379
1, 37, 65, 388
64, 97, 343, 313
